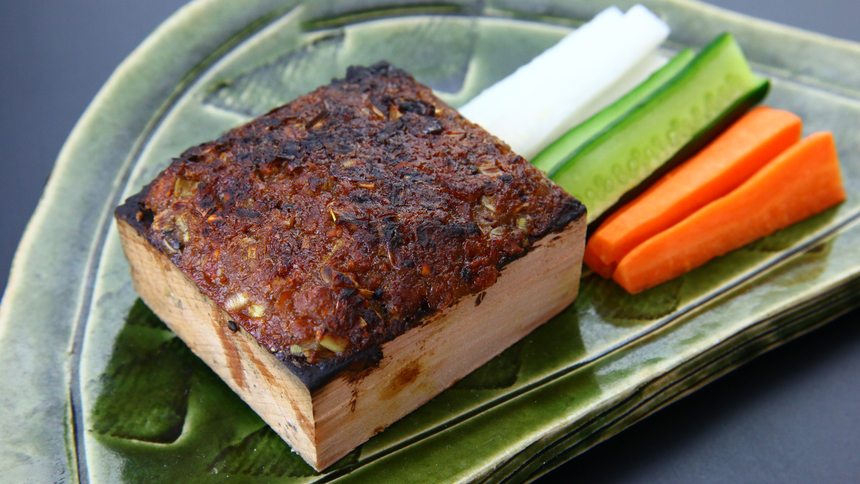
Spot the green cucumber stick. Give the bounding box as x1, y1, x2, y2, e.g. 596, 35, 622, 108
531, 48, 696, 174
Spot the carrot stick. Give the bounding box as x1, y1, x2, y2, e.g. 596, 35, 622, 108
583, 245, 617, 279
585, 106, 802, 278
583, 206, 624, 278
614, 132, 845, 294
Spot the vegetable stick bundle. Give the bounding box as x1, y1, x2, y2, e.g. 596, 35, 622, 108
584, 108, 845, 294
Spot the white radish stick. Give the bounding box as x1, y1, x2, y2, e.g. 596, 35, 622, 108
459, 4, 670, 159
570, 51, 667, 135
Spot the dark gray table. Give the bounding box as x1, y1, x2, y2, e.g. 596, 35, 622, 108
1, 1, 858, 482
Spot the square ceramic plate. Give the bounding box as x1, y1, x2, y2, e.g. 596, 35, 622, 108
2, 0, 860, 482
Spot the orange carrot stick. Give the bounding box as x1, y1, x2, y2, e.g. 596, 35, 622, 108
585, 106, 802, 278
614, 132, 845, 294
583, 245, 617, 279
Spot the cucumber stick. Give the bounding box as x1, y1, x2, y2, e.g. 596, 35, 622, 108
550, 33, 769, 225
532, 48, 696, 174
459, 5, 669, 159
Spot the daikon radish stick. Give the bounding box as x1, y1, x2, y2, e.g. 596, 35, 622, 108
459, 4, 670, 159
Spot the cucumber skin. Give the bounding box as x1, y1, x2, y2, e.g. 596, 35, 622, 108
531, 48, 696, 174
585, 78, 769, 233
549, 33, 766, 227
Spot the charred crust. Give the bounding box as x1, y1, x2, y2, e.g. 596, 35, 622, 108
115, 184, 154, 232
547, 198, 587, 237
281, 345, 383, 391
120, 62, 582, 381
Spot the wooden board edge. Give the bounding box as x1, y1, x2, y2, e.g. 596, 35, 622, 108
115, 216, 322, 467
310, 214, 587, 468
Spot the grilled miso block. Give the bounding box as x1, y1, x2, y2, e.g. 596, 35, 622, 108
116, 62, 586, 470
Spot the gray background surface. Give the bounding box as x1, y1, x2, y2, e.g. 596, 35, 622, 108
1, 1, 858, 482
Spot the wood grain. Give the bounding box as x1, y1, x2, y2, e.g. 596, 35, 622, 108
116, 212, 586, 470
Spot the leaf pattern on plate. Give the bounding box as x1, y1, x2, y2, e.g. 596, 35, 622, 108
203, 16, 478, 116
581, 272, 682, 324
210, 425, 361, 478
126, 298, 169, 329
209, 425, 319, 477
92, 332, 195, 443
205, 32, 346, 117
454, 339, 526, 390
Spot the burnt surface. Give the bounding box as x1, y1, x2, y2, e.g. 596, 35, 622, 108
117, 62, 583, 370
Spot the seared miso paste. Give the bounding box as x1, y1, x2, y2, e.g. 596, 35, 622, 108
137, 62, 582, 364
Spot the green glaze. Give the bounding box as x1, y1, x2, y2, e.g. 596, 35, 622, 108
2, 1, 860, 483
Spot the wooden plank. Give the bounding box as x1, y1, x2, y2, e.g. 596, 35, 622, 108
116, 210, 585, 470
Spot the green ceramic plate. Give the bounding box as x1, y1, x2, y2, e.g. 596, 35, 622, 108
2, 0, 860, 482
